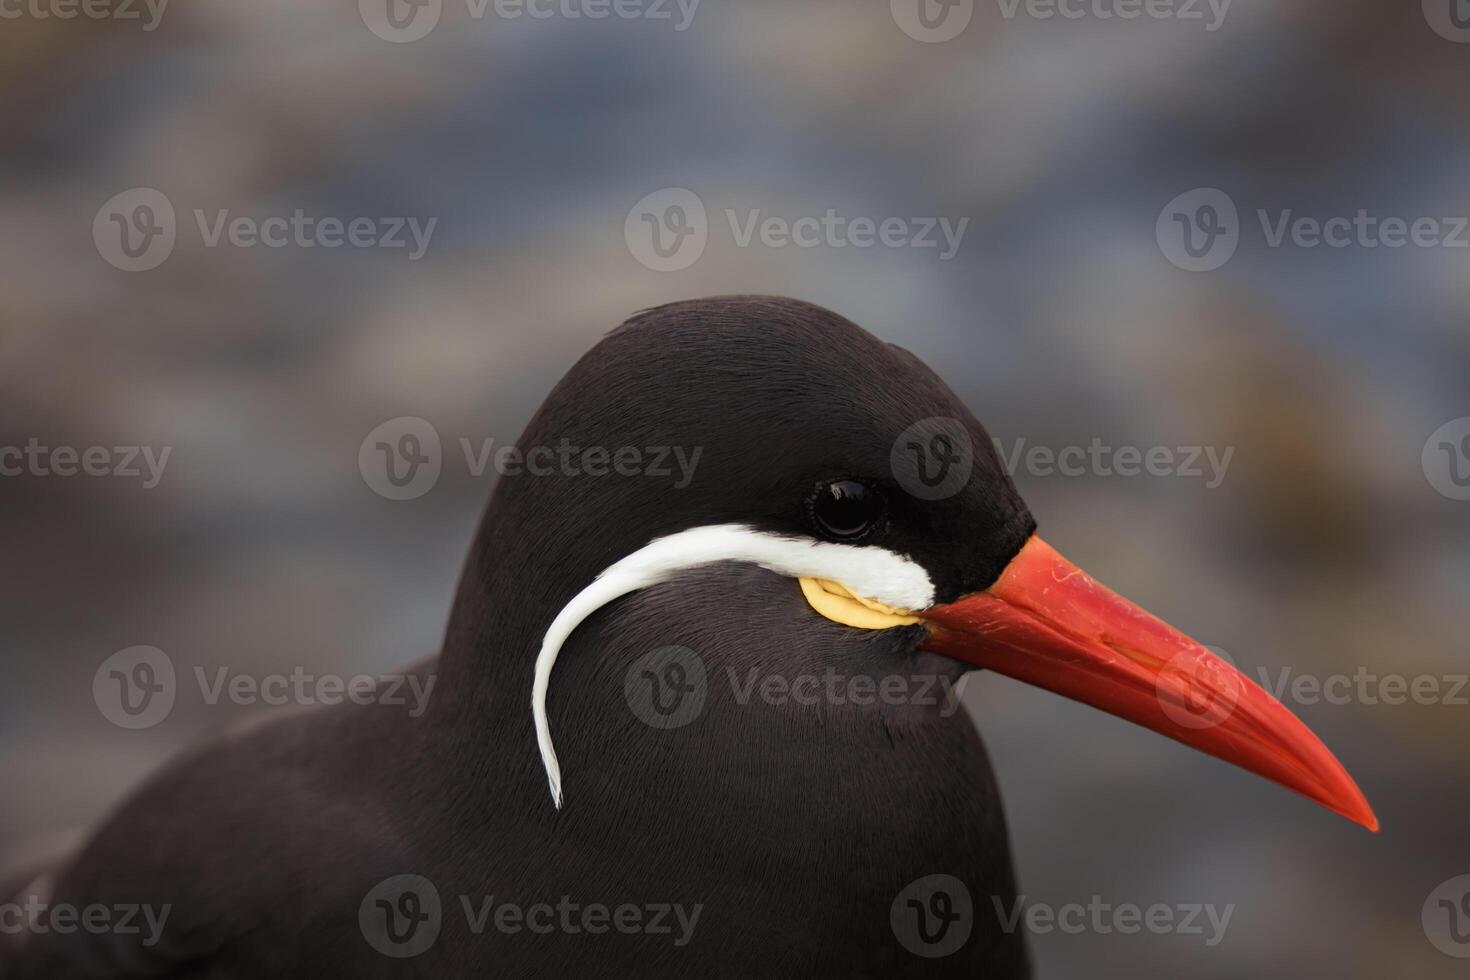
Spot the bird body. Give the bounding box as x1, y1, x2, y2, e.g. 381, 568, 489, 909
4, 576, 1027, 977
1, 296, 1371, 979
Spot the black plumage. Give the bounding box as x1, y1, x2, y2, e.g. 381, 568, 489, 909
1, 296, 1037, 978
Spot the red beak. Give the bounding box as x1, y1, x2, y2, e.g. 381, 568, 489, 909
921, 536, 1378, 831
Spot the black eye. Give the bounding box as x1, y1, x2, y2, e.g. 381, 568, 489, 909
809, 480, 885, 541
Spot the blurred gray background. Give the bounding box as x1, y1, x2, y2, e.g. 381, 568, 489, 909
2, 1, 1468, 976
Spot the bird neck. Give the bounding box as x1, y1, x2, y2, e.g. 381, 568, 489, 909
433, 502, 570, 723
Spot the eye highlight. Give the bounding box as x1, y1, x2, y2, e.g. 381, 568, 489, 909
809, 480, 886, 541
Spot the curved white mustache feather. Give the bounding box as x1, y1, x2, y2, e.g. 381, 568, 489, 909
531, 523, 934, 808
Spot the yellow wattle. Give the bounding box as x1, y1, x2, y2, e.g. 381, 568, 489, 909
797, 577, 924, 630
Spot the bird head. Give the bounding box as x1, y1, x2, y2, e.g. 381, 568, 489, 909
472, 296, 1374, 832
